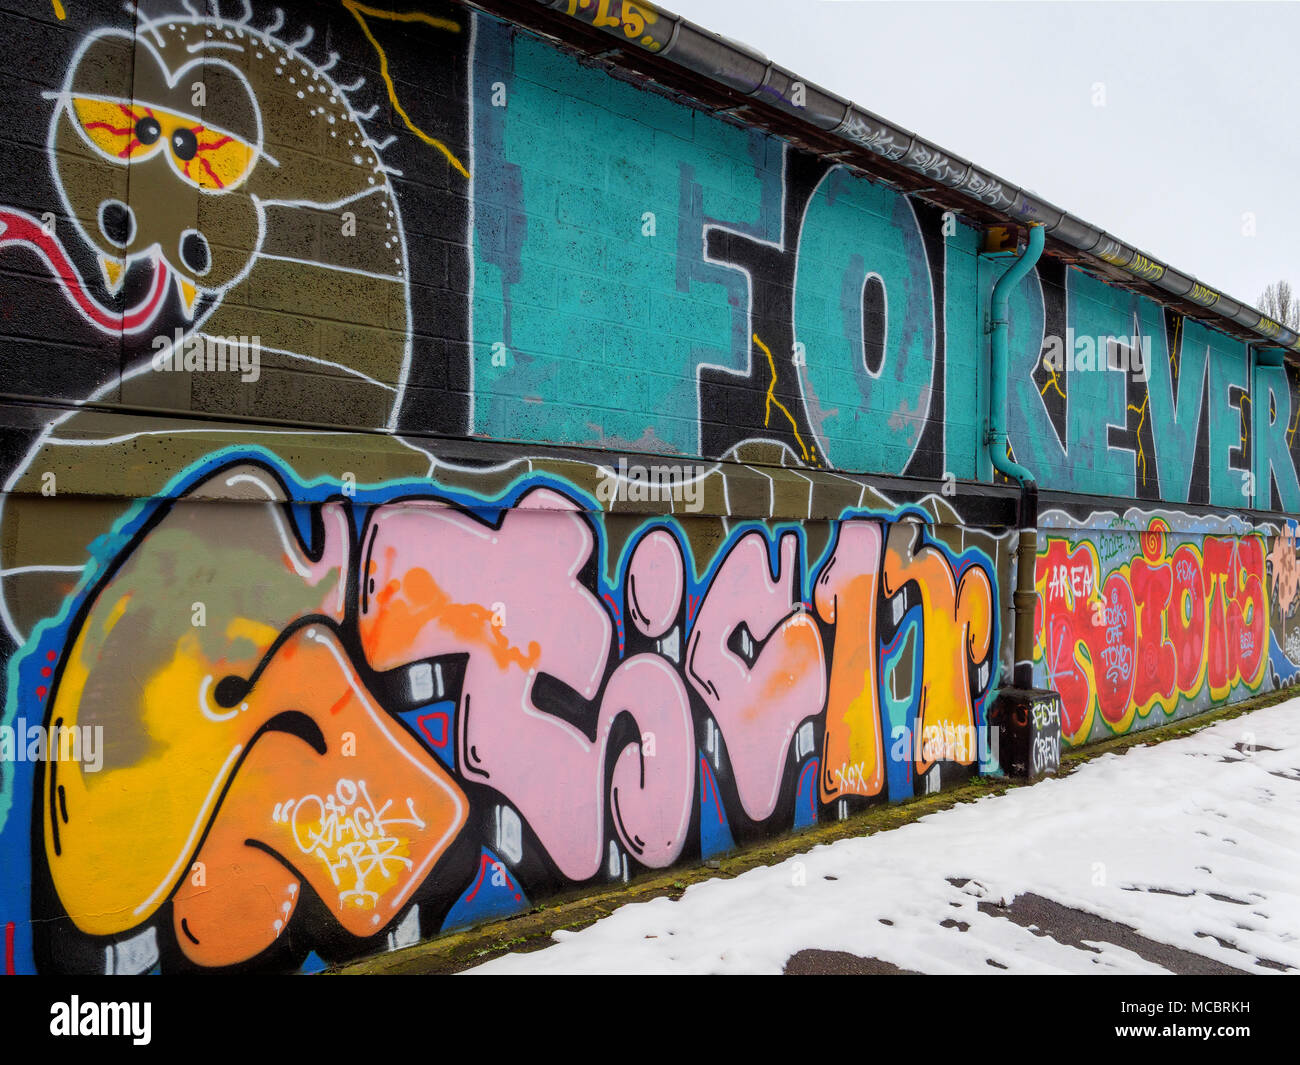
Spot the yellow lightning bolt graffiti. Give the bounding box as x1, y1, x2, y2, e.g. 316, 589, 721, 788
1128, 394, 1151, 486
343, 2, 471, 180
753, 332, 816, 466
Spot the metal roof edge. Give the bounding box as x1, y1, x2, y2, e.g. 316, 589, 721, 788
511, 0, 1296, 357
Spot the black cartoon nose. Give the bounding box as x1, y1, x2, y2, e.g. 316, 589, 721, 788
179, 230, 210, 275
98, 200, 134, 248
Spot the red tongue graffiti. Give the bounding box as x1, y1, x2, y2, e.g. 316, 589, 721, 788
0, 207, 171, 333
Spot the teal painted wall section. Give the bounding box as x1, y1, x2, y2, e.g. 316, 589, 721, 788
1255, 362, 1300, 511
1142, 307, 1212, 503
795, 174, 945, 475
467, 14, 1292, 506
474, 27, 765, 457
1002, 260, 1056, 485
1065, 272, 1144, 497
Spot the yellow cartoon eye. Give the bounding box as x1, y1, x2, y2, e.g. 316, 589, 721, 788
163, 116, 257, 191
70, 98, 257, 191
70, 98, 167, 162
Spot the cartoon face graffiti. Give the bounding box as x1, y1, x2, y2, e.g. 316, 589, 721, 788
53, 27, 266, 315
33, 9, 415, 427
0, 6, 437, 652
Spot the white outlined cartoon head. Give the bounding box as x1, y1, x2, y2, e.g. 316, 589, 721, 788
50, 24, 268, 318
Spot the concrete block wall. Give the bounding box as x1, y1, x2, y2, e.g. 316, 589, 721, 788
0, 0, 1295, 973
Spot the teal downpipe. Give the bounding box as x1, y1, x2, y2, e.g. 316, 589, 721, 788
987, 222, 1044, 689
988, 222, 1045, 489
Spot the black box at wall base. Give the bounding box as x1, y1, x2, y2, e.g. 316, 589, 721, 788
987, 689, 1063, 779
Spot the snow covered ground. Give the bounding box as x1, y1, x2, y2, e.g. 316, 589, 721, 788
466, 702, 1300, 975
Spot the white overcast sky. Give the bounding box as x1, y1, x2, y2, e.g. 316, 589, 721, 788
663, 0, 1299, 310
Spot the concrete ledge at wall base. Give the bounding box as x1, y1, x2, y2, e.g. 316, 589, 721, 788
326, 685, 1295, 976
0, 400, 1020, 521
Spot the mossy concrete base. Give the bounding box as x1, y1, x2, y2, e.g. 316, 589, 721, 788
329, 687, 1294, 975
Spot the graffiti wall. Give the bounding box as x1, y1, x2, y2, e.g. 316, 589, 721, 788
1033, 508, 1300, 747
0, 0, 1295, 973
2, 449, 1006, 972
